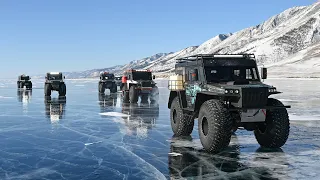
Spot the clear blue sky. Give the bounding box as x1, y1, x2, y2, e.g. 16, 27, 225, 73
0, 0, 316, 77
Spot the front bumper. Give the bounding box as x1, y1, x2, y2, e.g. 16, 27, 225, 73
136, 87, 153, 94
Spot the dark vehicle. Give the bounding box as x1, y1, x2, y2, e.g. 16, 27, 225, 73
44, 72, 66, 97
168, 54, 291, 153
99, 72, 117, 94
122, 69, 159, 103
17, 74, 32, 89
115, 76, 122, 87
45, 96, 66, 123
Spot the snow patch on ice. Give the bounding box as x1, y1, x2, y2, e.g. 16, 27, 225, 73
289, 114, 320, 121
85, 141, 103, 146
99, 112, 130, 117
168, 152, 183, 157
0, 96, 13, 99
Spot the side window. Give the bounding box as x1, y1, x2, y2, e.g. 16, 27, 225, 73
246, 69, 252, 79
252, 68, 258, 79
188, 69, 198, 81
233, 69, 240, 76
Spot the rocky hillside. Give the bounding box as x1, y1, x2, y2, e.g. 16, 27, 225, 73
63, 2, 320, 79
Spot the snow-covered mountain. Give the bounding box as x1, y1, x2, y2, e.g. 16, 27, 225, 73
63, 53, 172, 79
63, 2, 320, 79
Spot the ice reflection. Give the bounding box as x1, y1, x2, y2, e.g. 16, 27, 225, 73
44, 96, 66, 123
17, 89, 32, 103
98, 93, 118, 113
168, 135, 285, 180
121, 102, 159, 138
17, 89, 32, 113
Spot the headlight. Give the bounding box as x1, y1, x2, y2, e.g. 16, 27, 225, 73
269, 88, 277, 92
225, 89, 240, 94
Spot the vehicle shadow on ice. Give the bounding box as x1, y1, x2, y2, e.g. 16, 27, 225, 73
168, 135, 289, 180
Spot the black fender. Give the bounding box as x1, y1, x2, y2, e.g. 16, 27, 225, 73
194, 93, 220, 112
168, 91, 187, 109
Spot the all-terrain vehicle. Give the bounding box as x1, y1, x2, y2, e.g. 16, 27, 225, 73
122, 69, 159, 103
44, 72, 66, 96
115, 76, 122, 87
168, 54, 291, 153
99, 72, 117, 94
17, 74, 32, 89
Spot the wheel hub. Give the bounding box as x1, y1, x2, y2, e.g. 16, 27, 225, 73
202, 117, 208, 136
173, 109, 177, 124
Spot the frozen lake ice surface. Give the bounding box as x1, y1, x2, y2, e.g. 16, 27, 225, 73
0, 78, 319, 180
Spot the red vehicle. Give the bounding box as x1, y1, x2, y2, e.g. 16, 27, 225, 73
121, 69, 159, 103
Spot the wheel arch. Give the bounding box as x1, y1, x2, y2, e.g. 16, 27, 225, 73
168, 91, 187, 109
194, 93, 221, 112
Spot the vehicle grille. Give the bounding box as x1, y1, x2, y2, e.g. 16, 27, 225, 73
241, 87, 268, 108
141, 81, 152, 87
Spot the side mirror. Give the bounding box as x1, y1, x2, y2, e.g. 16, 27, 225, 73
64, 76, 66, 79
153, 75, 156, 79
261, 67, 267, 79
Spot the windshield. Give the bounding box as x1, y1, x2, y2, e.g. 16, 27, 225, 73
20, 76, 30, 80
101, 74, 114, 80
48, 74, 62, 80
205, 66, 259, 83
132, 72, 152, 80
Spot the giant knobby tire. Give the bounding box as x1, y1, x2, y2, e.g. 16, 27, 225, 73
122, 85, 129, 103
198, 99, 232, 153
99, 83, 105, 94
110, 83, 117, 93
45, 84, 52, 96
170, 97, 194, 136
254, 98, 290, 148
150, 86, 159, 103
27, 82, 32, 90
129, 86, 138, 103
20, 82, 24, 89
59, 83, 66, 96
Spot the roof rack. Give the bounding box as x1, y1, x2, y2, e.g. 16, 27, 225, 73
176, 53, 256, 63
126, 69, 152, 72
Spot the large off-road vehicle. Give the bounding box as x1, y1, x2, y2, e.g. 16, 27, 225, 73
168, 54, 291, 153
99, 72, 117, 94
115, 76, 122, 87
122, 69, 159, 103
44, 72, 66, 97
17, 74, 32, 89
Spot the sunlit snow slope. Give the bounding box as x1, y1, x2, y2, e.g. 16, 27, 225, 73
64, 2, 320, 78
